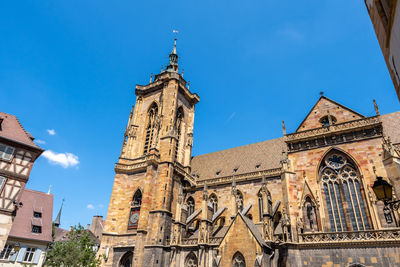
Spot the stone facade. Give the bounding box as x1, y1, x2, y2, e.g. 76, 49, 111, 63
365, 0, 400, 101
99, 41, 400, 266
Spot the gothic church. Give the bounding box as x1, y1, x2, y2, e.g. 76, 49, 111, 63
98, 40, 400, 267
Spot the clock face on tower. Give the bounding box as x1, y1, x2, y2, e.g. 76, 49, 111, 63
128, 208, 140, 229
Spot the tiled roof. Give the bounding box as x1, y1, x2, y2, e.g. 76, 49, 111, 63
191, 111, 400, 180
381, 111, 400, 144
9, 189, 53, 243
191, 138, 286, 180
54, 227, 101, 244
0, 112, 42, 150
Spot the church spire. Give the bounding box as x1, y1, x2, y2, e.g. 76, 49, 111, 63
166, 38, 179, 72
54, 198, 64, 227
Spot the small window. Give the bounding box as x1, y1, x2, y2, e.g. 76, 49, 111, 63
0, 176, 6, 190
33, 212, 42, 218
320, 116, 336, 127
0, 244, 13, 260
32, 225, 42, 233
0, 143, 15, 161
23, 247, 36, 262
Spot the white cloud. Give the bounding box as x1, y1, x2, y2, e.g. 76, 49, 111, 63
47, 129, 56, 136
42, 150, 80, 168
87, 204, 95, 210
35, 139, 46, 145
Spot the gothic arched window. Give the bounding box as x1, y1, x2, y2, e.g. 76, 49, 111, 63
185, 252, 198, 267
132, 190, 142, 207
128, 189, 142, 229
232, 252, 245, 267
174, 107, 184, 162
209, 194, 218, 214
143, 103, 159, 154
258, 192, 263, 222
187, 197, 195, 216
320, 151, 370, 232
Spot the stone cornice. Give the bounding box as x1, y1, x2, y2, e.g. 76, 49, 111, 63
174, 162, 196, 186
115, 154, 160, 174
196, 168, 282, 188
136, 72, 199, 105
286, 116, 382, 152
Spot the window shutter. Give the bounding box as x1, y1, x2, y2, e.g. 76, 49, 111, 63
16, 247, 26, 262
9, 250, 18, 262
32, 248, 42, 264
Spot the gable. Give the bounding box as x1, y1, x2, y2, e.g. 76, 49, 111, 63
218, 214, 263, 267
296, 97, 365, 132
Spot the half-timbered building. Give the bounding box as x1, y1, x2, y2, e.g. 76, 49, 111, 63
0, 112, 43, 250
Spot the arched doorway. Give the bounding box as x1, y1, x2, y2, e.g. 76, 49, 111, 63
120, 251, 133, 267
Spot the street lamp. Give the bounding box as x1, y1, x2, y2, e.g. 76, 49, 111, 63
372, 176, 400, 209
372, 176, 393, 203
372, 176, 400, 225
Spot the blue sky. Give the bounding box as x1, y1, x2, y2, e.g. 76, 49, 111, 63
1, 1, 399, 228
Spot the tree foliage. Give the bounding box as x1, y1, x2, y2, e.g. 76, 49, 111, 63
45, 224, 102, 267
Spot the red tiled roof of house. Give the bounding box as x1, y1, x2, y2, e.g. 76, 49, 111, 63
9, 188, 53, 243
0, 112, 42, 150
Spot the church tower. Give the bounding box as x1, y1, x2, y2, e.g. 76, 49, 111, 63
99, 39, 199, 267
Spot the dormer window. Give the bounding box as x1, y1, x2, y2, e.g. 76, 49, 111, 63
0, 117, 3, 131
216, 170, 221, 176
233, 167, 239, 173
320, 116, 336, 127
255, 164, 261, 169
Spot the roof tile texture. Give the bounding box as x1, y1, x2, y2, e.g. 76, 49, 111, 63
0, 112, 41, 150
191, 138, 286, 180
9, 189, 53, 243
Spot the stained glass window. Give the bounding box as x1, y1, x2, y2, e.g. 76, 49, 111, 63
320, 152, 370, 232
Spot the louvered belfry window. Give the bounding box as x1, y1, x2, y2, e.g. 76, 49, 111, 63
174, 107, 183, 162
320, 152, 370, 232
143, 103, 158, 154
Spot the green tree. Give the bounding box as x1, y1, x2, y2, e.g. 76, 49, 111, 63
45, 224, 102, 267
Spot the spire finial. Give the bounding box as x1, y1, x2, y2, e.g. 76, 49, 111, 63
54, 198, 65, 227
320, 91, 324, 96
166, 34, 179, 72
373, 99, 380, 116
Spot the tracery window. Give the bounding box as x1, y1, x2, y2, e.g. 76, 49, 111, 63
185, 253, 198, 267
143, 103, 158, 154
320, 151, 370, 232
174, 107, 184, 162
128, 190, 142, 229
187, 197, 195, 216
209, 194, 218, 214
232, 252, 245, 267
